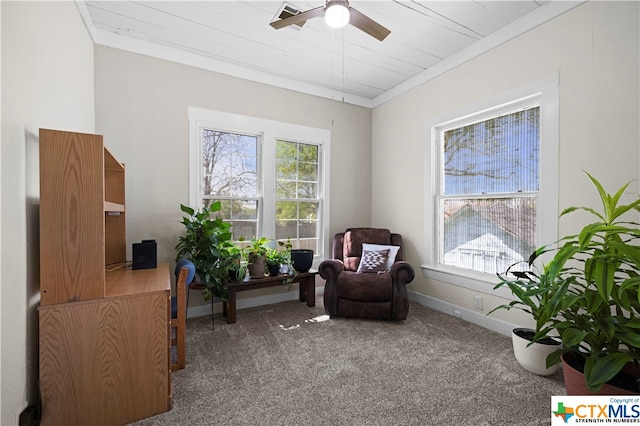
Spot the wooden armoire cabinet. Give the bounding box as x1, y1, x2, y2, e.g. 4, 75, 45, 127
38, 129, 171, 426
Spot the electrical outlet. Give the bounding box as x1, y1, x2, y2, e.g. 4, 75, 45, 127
474, 296, 483, 310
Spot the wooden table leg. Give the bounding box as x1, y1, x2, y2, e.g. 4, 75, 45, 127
227, 288, 237, 324
299, 276, 307, 303
307, 276, 316, 307
298, 275, 315, 307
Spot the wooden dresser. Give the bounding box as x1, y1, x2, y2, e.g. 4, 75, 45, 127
38, 129, 171, 426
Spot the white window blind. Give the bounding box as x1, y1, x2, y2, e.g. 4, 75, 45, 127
439, 107, 539, 275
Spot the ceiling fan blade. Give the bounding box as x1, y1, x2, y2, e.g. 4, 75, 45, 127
348, 7, 391, 41
269, 6, 325, 30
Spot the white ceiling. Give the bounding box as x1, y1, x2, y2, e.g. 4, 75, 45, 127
76, 1, 582, 108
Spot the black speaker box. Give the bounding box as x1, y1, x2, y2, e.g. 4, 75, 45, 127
132, 239, 157, 270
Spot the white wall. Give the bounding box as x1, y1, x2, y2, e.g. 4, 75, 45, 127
93, 46, 372, 309
372, 1, 640, 329
1, 2, 637, 421
0, 1, 95, 423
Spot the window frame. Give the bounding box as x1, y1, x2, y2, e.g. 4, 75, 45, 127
423, 76, 559, 297
275, 139, 322, 249
188, 107, 331, 262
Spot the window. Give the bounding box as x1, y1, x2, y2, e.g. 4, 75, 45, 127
441, 106, 539, 275
424, 77, 559, 294
188, 108, 330, 258
276, 140, 320, 251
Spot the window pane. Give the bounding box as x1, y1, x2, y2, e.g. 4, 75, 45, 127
276, 159, 296, 180
299, 220, 318, 239
444, 107, 539, 195
442, 197, 536, 274
295, 239, 317, 251
202, 129, 258, 197
205, 198, 258, 241
276, 181, 296, 198
298, 143, 318, 162
299, 201, 318, 220
275, 224, 318, 250
297, 182, 317, 199
276, 201, 297, 220
298, 162, 318, 182
231, 221, 257, 242
213, 200, 254, 220
276, 220, 296, 240
231, 200, 257, 220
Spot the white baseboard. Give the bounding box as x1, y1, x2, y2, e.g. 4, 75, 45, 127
187, 285, 515, 338
186, 285, 324, 319
408, 290, 517, 337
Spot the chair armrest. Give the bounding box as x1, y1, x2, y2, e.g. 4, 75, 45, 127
318, 259, 345, 281
390, 261, 415, 284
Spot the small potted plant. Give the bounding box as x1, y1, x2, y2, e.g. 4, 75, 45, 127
266, 240, 292, 276
489, 261, 562, 376
524, 172, 640, 393
245, 236, 270, 278
225, 244, 248, 282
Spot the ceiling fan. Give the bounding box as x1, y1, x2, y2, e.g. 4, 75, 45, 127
269, 0, 391, 41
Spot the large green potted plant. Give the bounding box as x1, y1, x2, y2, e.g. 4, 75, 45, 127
530, 173, 640, 393
175, 202, 234, 301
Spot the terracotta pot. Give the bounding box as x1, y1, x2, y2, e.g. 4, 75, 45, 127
247, 254, 267, 278
511, 328, 561, 376
561, 352, 640, 395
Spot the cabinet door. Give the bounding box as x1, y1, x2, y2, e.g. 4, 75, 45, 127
39, 129, 105, 304
39, 292, 169, 426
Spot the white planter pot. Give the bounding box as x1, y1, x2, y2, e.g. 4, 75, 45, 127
511, 327, 561, 376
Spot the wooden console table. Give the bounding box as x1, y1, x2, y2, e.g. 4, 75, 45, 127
224, 270, 318, 324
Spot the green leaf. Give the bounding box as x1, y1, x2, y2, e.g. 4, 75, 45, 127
619, 332, 640, 348
561, 327, 590, 348
546, 349, 564, 368
180, 204, 195, 216
585, 171, 614, 222
587, 352, 634, 391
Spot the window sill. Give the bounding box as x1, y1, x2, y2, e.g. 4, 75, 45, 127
420, 265, 514, 300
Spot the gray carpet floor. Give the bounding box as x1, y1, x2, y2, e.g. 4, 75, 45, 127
130, 298, 564, 425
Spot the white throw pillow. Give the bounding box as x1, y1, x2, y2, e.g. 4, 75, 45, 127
357, 249, 390, 273
361, 243, 400, 271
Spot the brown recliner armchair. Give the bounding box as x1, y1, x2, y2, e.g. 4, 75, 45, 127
319, 228, 415, 320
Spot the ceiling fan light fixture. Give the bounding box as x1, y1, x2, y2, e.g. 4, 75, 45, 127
325, 1, 350, 29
